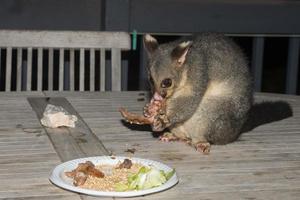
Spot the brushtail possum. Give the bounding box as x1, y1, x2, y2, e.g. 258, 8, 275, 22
120, 33, 253, 153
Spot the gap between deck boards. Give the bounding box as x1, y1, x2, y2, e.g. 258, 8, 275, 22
28, 97, 111, 162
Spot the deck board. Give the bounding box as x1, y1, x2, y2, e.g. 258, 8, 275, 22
0, 91, 299, 199
0, 94, 81, 200
28, 97, 110, 160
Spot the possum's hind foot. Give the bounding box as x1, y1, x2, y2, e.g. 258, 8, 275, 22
195, 142, 211, 154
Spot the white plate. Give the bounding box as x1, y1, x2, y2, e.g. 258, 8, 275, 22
49, 156, 178, 197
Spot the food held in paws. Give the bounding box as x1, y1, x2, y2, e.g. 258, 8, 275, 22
119, 92, 165, 126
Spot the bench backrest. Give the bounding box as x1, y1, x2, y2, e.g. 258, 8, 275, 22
0, 30, 131, 91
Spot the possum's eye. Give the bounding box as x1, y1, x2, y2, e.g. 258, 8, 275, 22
161, 78, 172, 88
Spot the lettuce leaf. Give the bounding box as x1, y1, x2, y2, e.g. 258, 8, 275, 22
164, 169, 175, 180
115, 182, 128, 192
115, 166, 175, 191
141, 168, 167, 189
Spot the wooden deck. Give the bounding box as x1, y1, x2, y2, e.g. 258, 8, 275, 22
0, 91, 299, 199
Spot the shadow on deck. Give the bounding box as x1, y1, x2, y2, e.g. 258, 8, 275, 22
242, 101, 293, 133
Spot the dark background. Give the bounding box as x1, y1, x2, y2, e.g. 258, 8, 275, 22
0, 0, 299, 93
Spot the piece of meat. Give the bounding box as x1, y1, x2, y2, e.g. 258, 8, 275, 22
117, 159, 133, 169
143, 101, 163, 117
119, 92, 165, 125
119, 108, 153, 125
87, 167, 105, 178
73, 171, 87, 186
76, 161, 95, 172
65, 171, 76, 178
65, 161, 105, 186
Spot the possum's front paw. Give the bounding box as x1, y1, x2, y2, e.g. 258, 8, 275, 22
152, 114, 170, 132
143, 92, 165, 118
152, 117, 165, 132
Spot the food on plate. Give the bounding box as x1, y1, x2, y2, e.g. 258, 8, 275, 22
64, 159, 175, 192
116, 158, 133, 169
115, 165, 175, 192
65, 161, 105, 186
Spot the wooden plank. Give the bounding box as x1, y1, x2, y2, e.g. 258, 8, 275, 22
69, 49, 75, 91
0, 30, 130, 49
26, 48, 33, 91
251, 37, 264, 92
0, 91, 295, 200
111, 48, 121, 91
90, 48, 95, 91
37, 48, 43, 91
16, 48, 23, 91
59, 49, 64, 91
0, 195, 82, 200
100, 49, 106, 91
48, 48, 54, 91
0, 187, 82, 199
79, 48, 85, 91
5, 47, 12, 91
0, 97, 82, 199
27, 97, 110, 161
285, 37, 299, 94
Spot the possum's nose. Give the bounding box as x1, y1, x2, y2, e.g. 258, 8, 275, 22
160, 90, 167, 98
153, 92, 164, 100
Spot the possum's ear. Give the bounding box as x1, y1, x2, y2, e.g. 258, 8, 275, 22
171, 41, 192, 66
143, 34, 158, 56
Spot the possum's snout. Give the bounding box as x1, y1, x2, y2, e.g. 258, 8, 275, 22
154, 89, 168, 99
154, 92, 164, 100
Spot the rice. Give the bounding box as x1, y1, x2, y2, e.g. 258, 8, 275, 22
80, 163, 143, 191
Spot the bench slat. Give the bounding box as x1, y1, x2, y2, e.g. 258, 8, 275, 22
100, 49, 106, 91
16, 48, 22, 91
48, 48, 54, 91
111, 48, 121, 91
37, 48, 43, 91
59, 49, 64, 91
0, 30, 130, 49
90, 49, 95, 91
79, 48, 85, 91
70, 49, 75, 91
26, 48, 32, 91
5, 47, 12, 91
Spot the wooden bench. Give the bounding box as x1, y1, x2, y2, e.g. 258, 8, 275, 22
0, 30, 131, 91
